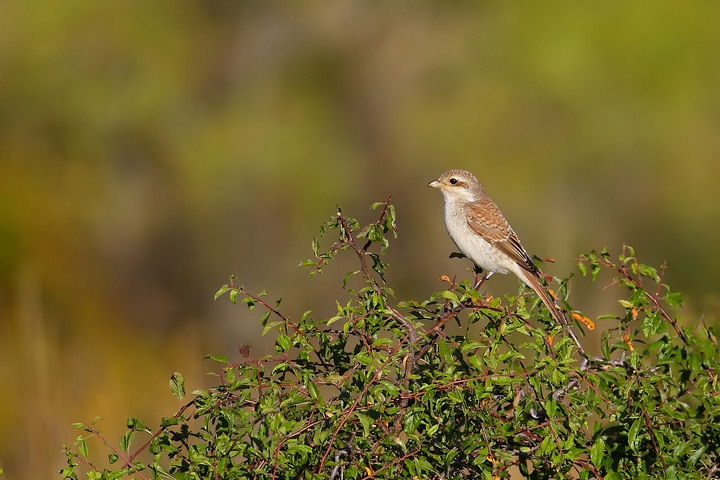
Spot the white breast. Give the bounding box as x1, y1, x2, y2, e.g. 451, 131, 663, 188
443, 201, 512, 275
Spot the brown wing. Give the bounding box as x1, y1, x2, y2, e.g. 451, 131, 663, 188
464, 198, 540, 276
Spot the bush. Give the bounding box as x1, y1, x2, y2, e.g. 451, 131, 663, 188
62, 200, 720, 479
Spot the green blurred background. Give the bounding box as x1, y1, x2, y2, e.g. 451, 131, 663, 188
2, 1, 719, 477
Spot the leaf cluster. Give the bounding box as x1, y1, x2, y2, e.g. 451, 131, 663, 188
62, 202, 720, 479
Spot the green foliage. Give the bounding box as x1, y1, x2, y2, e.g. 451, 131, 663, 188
62, 201, 720, 479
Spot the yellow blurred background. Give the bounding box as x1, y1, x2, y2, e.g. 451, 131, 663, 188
1, 1, 719, 478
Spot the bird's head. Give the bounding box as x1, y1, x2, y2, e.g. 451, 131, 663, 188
428, 169, 482, 202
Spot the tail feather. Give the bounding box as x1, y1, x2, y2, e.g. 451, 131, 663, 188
518, 269, 566, 326
517, 268, 585, 355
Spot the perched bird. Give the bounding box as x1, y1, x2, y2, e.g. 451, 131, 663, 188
428, 168, 565, 326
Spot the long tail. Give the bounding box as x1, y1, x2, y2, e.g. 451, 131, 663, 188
518, 269, 566, 327
518, 269, 585, 353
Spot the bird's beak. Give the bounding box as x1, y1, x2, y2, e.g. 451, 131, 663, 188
428, 180, 441, 188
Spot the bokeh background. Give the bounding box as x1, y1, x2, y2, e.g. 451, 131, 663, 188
2, 1, 719, 478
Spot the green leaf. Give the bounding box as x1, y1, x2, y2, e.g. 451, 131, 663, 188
354, 352, 374, 366
277, 334, 291, 352
618, 299, 634, 309
262, 320, 283, 335
638, 263, 658, 280
303, 260, 320, 272
77, 438, 88, 458
127, 417, 148, 432
204, 353, 229, 363
326, 315, 343, 326
356, 412, 372, 437
120, 430, 134, 452
379, 379, 400, 397
665, 291, 684, 307
620, 245, 635, 262
241, 297, 255, 310
641, 314, 661, 338
590, 437, 605, 467
437, 290, 459, 302
403, 410, 422, 434
447, 389, 464, 404
160, 416, 179, 428
343, 270, 360, 288
687, 444, 707, 467
214, 284, 234, 300
468, 354, 484, 371
306, 380, 322, 403
169, 372, 185, 400
437, 338, 453, 363
372, 337, 393, 347
544, 399, 557, 417
628, 417, 642, 451
577, 262, 587, 276
271, 362, 289, 376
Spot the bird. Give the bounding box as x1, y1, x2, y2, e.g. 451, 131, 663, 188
428, 168, 566, 326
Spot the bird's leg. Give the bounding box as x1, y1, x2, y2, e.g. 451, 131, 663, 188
472, 265, 482, 287
473, 266, 493, 290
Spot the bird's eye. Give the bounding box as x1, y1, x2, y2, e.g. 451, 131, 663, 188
449, 178, 458, 185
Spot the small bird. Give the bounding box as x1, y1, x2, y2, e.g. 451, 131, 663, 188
428, 169, 565, 326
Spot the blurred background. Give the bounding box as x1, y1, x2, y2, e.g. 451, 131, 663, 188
1, 1, 719, 477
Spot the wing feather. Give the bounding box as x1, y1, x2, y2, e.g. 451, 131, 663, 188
463, 199, 540, 276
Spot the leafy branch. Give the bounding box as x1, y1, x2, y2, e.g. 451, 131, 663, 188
62, 202, 720, 480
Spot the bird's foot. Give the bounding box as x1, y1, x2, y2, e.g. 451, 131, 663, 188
473, 270, 493, 290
